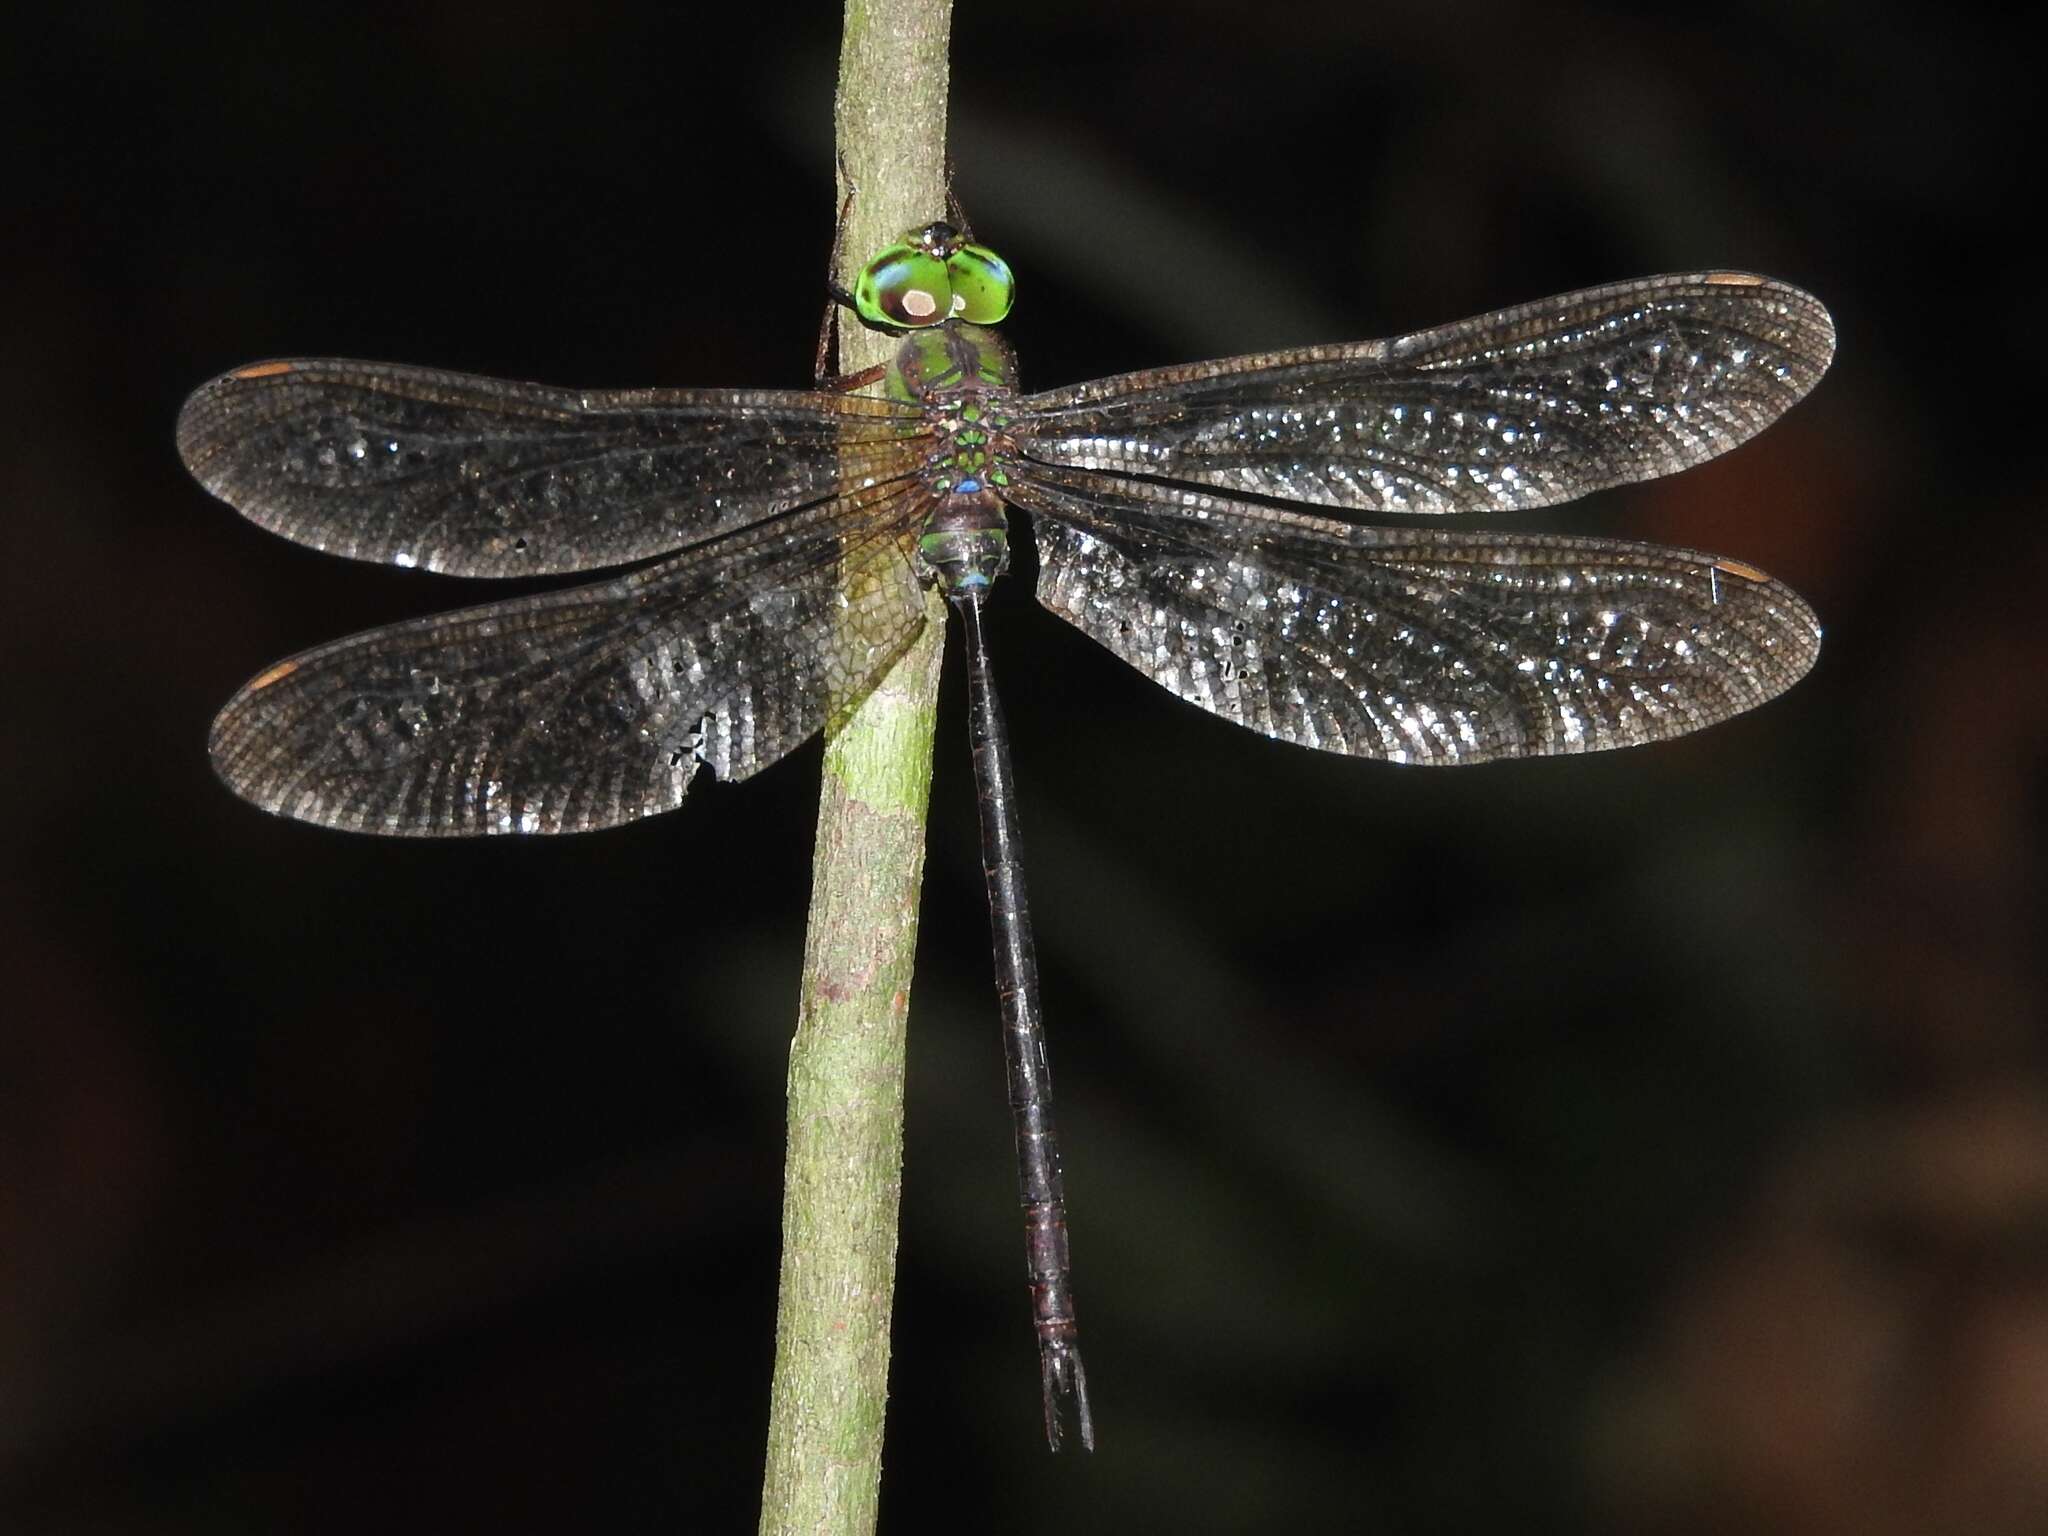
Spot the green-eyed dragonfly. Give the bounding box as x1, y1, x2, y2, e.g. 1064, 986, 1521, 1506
178, 221, 1833, 1452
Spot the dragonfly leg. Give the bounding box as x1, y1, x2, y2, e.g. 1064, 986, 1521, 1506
826, 151, 859, 284
943, 154, 972, 238
819, 359, 891, 395
815, 159, 863, 383
814, 161, 894, 393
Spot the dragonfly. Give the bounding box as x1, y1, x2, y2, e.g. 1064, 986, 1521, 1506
178, 219, 1834, 1452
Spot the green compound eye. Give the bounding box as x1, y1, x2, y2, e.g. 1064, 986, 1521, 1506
944, 243, 1014, 325
854, 242, 953, 330
852, 224, 1015, 331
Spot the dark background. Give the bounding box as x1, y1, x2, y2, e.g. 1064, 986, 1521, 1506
6, 3, 2041, 1532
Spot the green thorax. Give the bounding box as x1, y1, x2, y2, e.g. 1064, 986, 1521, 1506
892, 323, 1019, 593
888, 323, 1019, 500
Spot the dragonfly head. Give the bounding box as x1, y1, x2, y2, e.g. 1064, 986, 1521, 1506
852, 223, 1014, 332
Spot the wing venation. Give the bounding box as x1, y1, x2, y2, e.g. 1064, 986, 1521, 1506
178, 359, 922, 575
208, 480, 933, 834
1011, 467, 1820, 765
1015, 274, 1833, 519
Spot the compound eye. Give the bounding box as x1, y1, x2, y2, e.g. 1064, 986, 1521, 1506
853, 242, 953, 330
945, 243, 1015, 324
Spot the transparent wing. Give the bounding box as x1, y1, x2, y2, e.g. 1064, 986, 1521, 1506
208, 479, 933, 834
178, 359, 923, 575
1014, 274, 1832, 518
1010, 469, 1820, 765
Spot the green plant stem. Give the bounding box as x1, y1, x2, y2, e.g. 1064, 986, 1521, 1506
757, 4, 952, 1533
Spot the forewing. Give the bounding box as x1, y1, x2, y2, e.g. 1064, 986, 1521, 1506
209, 480, 933, 834
1011, 470, 1820, 765
1015, 274, 1832, 517
178, 360, 922, 575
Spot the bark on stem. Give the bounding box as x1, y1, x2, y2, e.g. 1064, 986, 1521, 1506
757, 4, 952, 1533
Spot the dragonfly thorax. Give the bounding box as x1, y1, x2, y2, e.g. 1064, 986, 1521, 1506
892, 323, 1021, 596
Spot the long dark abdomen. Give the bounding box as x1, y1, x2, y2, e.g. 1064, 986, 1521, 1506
952, 587, 1093, 1452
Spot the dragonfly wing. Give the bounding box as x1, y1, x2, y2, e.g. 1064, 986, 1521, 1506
209, 481, 933, 834
1015, 274, 1832, 517
178, 360, 922, 575
1011, 470, 1820, 765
